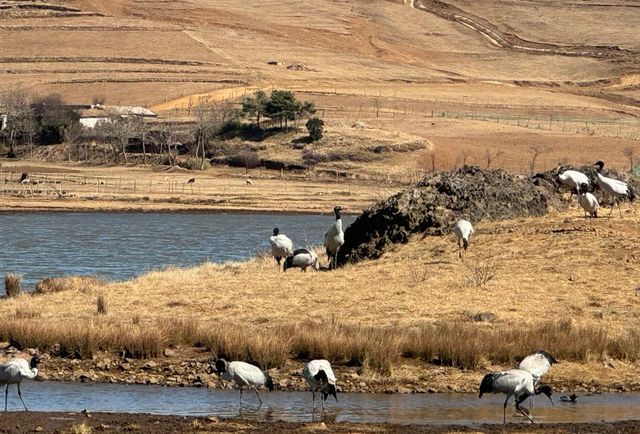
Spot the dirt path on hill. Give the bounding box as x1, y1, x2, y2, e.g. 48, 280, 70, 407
413, 0, 640, 60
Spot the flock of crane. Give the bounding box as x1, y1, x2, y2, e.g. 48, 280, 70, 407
0, 160, 635, 424
269, 205, 345, 272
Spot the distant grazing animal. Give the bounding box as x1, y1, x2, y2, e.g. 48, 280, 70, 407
18, 172, 29, 185
269, 227, 294, 270
324, 206, 344, 270
246, 178, 253, 185
556, 168, 589, 200
452, 219, 474, 260
186, 177, 195, 184
594, 160, 634, 217
479, 369, 553, 424
577, 184, 599, 219
213, 358, 273, 406
0, 355, 40, 411
284, 248, 319, 272
302, 359, 337, 413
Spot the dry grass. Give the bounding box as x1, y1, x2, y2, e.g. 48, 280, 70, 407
0, 207, 638, 381
35, 276, 103, 294
4, 273, 22, 298
64, 423, 92, 434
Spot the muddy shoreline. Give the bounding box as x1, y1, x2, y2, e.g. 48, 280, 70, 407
1, 412, 640, 433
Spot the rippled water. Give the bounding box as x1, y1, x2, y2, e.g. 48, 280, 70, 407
0, 212, 354, 291
12, 382, 640, 425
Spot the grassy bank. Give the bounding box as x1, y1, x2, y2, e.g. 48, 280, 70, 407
1, 207, 640, 392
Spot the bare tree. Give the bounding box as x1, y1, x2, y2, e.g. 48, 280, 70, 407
623, 146, 636, 172
193, 98, 237, 170
416, 150, 437, 174
0, 87, 35, 158
63, 123, 85, 162
484, 147, 503, 169
528, 145, 548, 174
460, 149, 472, 167
95, 117, 140, 164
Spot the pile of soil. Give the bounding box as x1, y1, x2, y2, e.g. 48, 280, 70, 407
338, 163, 638, 265
337, 166, 560, 265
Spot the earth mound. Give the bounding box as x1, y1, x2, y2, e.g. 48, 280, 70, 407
337, 166, 561, 265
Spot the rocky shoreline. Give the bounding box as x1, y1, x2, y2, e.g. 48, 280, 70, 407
23, 348, 640, 394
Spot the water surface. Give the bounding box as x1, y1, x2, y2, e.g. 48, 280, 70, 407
0, 212, 354, 291
12, 382, 640, 425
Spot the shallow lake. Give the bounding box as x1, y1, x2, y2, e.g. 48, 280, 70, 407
12, 381, 640, 425
0, 212, 354, 292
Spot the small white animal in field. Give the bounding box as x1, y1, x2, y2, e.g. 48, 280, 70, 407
302, 359, 337, 413
577, 184, 599, 219
324, 206, 344, 270
284, 248, 319, 272
556, 169, 589, 199
213, 358, 273, 406
0, 355, 40, 411
479, 369, 553, 424
453, 219, 474, 260
594, 160, 635, 217
246, 178, 253, 185
269, 227, 294, 270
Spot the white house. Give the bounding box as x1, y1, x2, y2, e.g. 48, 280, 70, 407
78, 105, 157, 128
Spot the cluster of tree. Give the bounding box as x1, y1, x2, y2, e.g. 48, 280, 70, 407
241, 90, 316, 129
1, 87, 323, 167
0, 88, 79, 157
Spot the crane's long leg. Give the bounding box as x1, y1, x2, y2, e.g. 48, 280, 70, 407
503, 395, 510, 424
608, 198, 615, 216
515, 401, 534, 423
618, 199, 623, 218
253, 387, 262, 406
4, 385, 8, 412
17, 383, 28, 411
239, 388, 243, 406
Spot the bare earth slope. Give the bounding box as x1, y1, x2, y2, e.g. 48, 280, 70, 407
3, 1, 640, 173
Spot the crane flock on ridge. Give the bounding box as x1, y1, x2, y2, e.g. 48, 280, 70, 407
0, 161, 635, 424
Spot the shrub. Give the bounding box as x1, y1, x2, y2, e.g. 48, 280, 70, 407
96, 295, 108, 315
306, 117, 324, 141
4, 273, 21, 297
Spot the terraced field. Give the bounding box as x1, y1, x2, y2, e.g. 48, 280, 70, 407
2, 0, 640, 173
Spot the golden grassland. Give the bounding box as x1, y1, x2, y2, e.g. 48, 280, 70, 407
3, 0, 640, 177
1, 206, 639, 392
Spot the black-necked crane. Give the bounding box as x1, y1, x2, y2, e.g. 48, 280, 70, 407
18, 172, 30, 185
284, 248, 319, 272
594, 160, 635, 217
453, 219, 474, 260
302, 359, 337, 413
0, 355, 40, 411
479, 369, 553, 424
577, 183, 599, 220
246, 178, 253, 186
556, 168, 589, 200
518, 350, 558, 410
213, 358, 273, 406
324, 206, 344, 270
184, 177, 195, 194
269, 227, 294, 270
